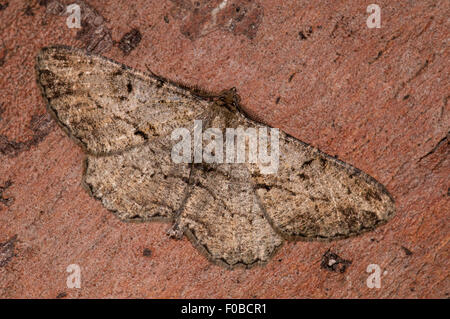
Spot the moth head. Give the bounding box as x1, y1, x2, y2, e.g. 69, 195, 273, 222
215, 87, 241, 113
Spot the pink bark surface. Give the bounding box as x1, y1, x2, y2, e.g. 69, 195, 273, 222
0, 0, 448, 298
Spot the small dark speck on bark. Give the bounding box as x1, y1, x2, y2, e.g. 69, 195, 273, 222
401, 246, 413, 256
321, 249, 352, 273
0, 235, 17, 267
143, 248, 152, 257
56, 292, 67, 298
0, 2, 9, 11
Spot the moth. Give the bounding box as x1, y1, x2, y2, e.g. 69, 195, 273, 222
36, 46, 395, 268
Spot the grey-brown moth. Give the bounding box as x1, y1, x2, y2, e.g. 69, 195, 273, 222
36, 46, 395, 268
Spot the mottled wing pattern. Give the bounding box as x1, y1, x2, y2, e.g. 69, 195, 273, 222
36, 46, 210, 155
167, 108, 283, 266
36, 46, 208, 221
178, 163, 283, 267
235, 113, 396, 240
83, 141, 191, 221
36, 46, 395, 268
